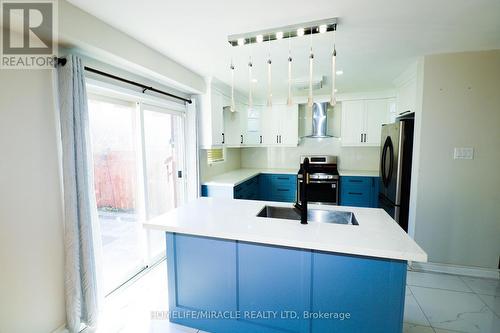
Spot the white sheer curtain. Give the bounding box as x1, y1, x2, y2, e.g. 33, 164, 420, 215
58, 54, 103, 333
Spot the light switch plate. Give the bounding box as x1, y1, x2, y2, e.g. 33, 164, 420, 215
454, 147, 474, 160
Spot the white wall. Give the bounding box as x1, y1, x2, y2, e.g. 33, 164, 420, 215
199, 148, 242, 182
0, 2, 207, 332
58, 0, 205, 94
414, 50, 500, 269
0, 70, 65, 333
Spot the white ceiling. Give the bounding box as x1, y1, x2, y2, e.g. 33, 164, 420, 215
67, 0, 500, 99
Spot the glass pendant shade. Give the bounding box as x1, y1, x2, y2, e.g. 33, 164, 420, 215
248, 59, 253, 108
267, 58, 272, 107
330, 48, 337, 106
230, 63, 236, 112
307, 49, 314, 107
287, 55, 293, 106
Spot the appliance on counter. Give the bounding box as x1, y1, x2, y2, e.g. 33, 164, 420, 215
378, 114, 415, 232
297, 155, 339, 205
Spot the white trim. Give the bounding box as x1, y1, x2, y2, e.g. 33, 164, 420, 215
86, 78, 186, 113
50, 324, 68, 333
410, 261, 500, 280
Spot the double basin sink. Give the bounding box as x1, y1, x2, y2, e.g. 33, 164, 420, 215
257, 205, 359, 225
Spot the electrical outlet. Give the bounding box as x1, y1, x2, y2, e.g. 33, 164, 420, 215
453, 147, 474, 160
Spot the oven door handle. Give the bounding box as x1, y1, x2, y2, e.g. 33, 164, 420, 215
308, 180, 338, 184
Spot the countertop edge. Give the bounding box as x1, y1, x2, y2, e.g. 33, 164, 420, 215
143, 222, 428, 263
202, 168, 298, 187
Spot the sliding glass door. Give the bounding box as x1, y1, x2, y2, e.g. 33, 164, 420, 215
88, 94, 186, 294
141, 104, 186, 261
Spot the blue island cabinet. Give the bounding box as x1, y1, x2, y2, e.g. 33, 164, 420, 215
166, 233, 407, 333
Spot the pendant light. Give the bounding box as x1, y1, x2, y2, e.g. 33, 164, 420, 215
248, 57, 253, 109
267, 56, 272, 107
330, 29, 337, 106
307, 46, 314, 107
307, 28, 314, 107
230, 61, 236, 112
287, 32, 293, 106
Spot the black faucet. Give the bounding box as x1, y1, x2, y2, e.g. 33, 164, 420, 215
295, 157, 310, 224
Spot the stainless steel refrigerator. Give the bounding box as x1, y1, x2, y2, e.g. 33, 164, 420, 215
378, 115, 414, 232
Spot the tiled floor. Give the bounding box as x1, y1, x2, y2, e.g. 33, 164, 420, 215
99, 263, 499, 333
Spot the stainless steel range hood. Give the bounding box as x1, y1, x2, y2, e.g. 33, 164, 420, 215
307, 102, 332, 138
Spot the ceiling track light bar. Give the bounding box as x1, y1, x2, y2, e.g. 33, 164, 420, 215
228, 18, 337, 46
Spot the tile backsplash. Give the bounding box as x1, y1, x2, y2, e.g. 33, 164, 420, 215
241, 137, 380, 171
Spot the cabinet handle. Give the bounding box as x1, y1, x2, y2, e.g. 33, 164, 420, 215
277, 177, 289, 180
240, 134, 243, 144
277, 188, 290, 192
348, 192, 363, 195
276, 135, 279, 143
280, 135, 282, 143
260, 135, 262, 144
363, 133, 367, 142
222, 133, 225, 144
349, 179, 363, 183
360, 133, 363, 143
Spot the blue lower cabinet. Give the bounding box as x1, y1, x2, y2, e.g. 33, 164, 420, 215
340, 176, 380, 208
201, 184, 234, 198
166, 233, 407, 333
268, 174, 297, 202
203, 173, 297, 203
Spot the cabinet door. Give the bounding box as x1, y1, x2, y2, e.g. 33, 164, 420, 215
210, 90, 225, 146
341, 100, 365, 146
364, 99, 389, 146
242, 105, 261, 145
223, 104, 242, 147
260, 105, 280, 145
279, 104, 299, 146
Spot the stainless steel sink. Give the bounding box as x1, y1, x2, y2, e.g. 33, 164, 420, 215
256, 206, 359, 225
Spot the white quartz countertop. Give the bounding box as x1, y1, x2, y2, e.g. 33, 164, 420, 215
202, 168, 297, 187
202, 168, 380, 187
338, 169, 380, 177
144, 197, 427, 262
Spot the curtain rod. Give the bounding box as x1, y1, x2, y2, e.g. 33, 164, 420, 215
57, 57, 192, 104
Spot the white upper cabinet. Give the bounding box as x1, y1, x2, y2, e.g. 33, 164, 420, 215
341, 99, 390, 147
242, 106, 262, 145
279, 104, 299, 146
200, 77, 298, 148
223, 108, 241, 147
260, 104, 298, 146
198, 85, 225, 148
396, 77, 417, 115
341, 100, 365, 146
364, 99, 390, 145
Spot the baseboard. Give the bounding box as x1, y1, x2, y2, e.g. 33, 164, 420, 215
409, 261, 499, 280
51, 324, 68, 333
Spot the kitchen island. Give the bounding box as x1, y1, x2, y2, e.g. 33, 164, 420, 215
144, 197, 427, 333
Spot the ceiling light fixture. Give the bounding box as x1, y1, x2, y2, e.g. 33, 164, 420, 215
227, 18, 337, 46
336, 69, 343, 75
